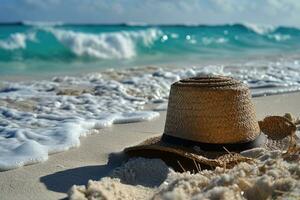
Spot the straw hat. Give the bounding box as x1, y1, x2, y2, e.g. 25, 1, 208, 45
124, 76, 299, 172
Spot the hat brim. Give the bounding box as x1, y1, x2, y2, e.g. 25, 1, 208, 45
124, 133, 295, 172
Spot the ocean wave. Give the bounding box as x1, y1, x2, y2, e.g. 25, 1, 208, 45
241, 23, 276, 35
267, 33, 291, 41
228, 23, 300, 37
120, 22, 300, 34
47, 27, 162, 59
0, 32, 36, 50
0, 23, 300, 62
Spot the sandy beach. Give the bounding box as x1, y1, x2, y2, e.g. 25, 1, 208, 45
0, 91, 299, 200
2, 1, 300, 200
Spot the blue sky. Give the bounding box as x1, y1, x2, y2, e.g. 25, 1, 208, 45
1, 0, 300, 26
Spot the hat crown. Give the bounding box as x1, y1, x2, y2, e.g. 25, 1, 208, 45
163, 75, 260, 144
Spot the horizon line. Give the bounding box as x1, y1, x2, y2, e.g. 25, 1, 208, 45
0, 21, 293, 27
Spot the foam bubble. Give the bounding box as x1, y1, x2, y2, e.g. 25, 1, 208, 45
201, 37, 228, 45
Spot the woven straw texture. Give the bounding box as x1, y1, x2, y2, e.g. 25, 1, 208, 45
164, 76, 260, 144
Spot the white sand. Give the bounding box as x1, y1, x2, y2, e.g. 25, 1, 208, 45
69, 149, 300, 200
0, 92, 300, 200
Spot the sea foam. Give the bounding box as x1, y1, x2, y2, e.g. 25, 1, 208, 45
0, 32, 36, 50
1, 61, 300, 170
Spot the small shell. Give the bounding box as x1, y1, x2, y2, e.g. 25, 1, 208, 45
284, 113, 300, 125
283, 113, 294, 122
259, 116, 296, 140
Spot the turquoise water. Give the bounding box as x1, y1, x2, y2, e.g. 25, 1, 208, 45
1, 23, 300, 76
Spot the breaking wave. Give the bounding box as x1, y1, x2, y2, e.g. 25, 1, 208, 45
47, 28, 161, 59
0, 32, 36, 50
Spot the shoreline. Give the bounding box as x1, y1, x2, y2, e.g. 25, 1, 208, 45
0, 92, 300, 199
1, 53, 300, 82
2, 63, 300, 98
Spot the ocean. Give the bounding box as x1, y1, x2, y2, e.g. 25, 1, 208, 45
1, 22, 300, 77
1, 22, 300, 170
